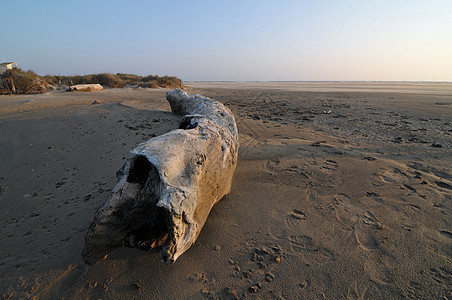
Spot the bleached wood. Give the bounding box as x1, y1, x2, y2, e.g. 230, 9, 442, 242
82, 89, 238, 264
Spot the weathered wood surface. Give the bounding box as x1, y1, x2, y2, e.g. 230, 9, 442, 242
82, 89, 238, 264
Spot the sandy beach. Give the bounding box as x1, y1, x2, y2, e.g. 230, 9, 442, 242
1, 83, 451, 299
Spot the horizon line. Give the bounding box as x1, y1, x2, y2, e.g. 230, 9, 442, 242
184, 80, 452, 83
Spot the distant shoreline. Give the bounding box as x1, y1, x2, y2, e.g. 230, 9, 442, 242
185, 81, 452, 95
186, 80, 452, 83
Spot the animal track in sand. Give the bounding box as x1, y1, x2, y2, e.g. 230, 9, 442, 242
438, 230, 452, 239
372, 167, 421, 191
406, 281, 431, 299
334, 194, 359, 228
364, 259, 393, 285
366, 191, 384, 203
326, 175, 344, 187
263, 159, 314, 188
407, 204, 421, 211
264, 159, 310, 177
226, 242, 283, 296
188, 271, 221, 299
428, 267, 452, 285
265, 158, 344, 188
316, 160, 344, 188
285, 210, 307, 229
290, 210, 307, 220
333, 194, 382, 252
346, 282, 368, 300
375, 168, 409, 184
289, 235, 315, 253
354, 229, 378, 251
403, 184, 417, 193
354, 211, 381, 251
264, 159, 281, 171
407, 161, 452, 181
289, 235, 336, 262
320, 159, 339, 172
422, 229, 452, 260
362, 211, 382, 229
435, 181, 452, 190
332, 193, 349, 207
335, 208, 359, 229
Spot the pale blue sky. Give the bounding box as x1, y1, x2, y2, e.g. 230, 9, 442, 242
1, 0, 451, 81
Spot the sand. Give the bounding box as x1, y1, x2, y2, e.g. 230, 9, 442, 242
0, 83, 451, 299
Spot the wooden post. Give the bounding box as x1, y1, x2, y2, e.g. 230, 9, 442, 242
10, 78, 16, 94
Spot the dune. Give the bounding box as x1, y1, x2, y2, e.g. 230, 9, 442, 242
0, 83, 451, 299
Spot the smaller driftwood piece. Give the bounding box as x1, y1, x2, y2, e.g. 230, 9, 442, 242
82, 89, 238, 264
67, 84, 103, 92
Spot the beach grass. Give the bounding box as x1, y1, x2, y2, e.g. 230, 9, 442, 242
0, 69, 183, 94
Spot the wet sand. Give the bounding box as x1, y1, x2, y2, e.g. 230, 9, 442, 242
0, 83, 451, 299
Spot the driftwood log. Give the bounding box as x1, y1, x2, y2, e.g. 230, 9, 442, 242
82, 89, 238, 264
67, 84, 103, 92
